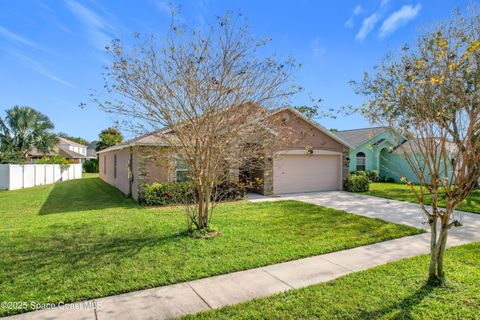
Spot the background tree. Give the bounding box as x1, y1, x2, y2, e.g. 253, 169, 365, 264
37, 155, 71, 171
0, 106, 58, 160
98, 12, 298, 231
57, 132, 89, 145
95, 127, 123, 151
293, 105, 319, 119
353, 8, 480, 284
0, 150, 23, 164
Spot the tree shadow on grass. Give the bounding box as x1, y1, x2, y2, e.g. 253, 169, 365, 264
38, 177, 139, 215
459, 191, 480, 214
354, 282, 436, 319
3, 224, 190, 279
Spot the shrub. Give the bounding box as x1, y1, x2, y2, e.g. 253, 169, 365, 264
352, 170, 367, 176
37, 155, 70, 170
346, 174, 370, 192
386, 177, 396, 183
0, 151, 23, 164
83, 159, 99, 173
366, 170, 380, 182
144, 181, 196, 206
214, 182, 246, 201
143, 181, 246, 206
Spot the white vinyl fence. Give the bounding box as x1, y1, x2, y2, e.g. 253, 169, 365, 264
0, 164, 82, 190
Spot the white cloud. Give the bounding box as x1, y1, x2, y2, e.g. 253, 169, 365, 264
345, 18, 354, 29
353, 4, 363, 15
345, 4, 363, 29
66, 0, 116, 50
35, 0, 54, 12
310, 38, 326, 57
0, 26, 45, 51
35, 1, 71, 33
152, 0, 171, 15
380, 4, 422, 37
4, 48, 74, 88
356, 13, 380, 41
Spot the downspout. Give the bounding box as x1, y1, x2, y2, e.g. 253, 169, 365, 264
128, 146, 133, 197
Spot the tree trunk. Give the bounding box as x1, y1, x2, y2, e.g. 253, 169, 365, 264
428, 215, 438, 279
196, 186, 210, 230
436, 223, 449, 284
428, 220, 449, 285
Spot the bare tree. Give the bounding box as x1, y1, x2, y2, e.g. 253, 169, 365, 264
353, 8, 480, 284
98, 12, 299, 232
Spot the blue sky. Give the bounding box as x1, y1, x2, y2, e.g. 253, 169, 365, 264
0, 0, 470, 141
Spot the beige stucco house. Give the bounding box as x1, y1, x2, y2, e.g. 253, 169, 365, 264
29, 138, 91, 164
98, 107, 352, 201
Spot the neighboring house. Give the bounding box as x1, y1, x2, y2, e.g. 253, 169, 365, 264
334, 128, 454, 184
380, 139, 456, 184
29, 138, 90, 163
97, 107, 352, 201
87, 141, 98, 159
334, 127, 402, 173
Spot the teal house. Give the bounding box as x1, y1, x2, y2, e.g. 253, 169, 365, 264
334, 127, 455, 184
334, 127, 416, 182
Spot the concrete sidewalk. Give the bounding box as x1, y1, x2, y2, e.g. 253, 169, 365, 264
4, 192, 480, 320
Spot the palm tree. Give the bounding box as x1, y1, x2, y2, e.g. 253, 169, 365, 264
0, 106, 58, 160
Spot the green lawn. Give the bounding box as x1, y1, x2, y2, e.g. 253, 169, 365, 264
361, 183, 480, 214
184, 242, 480, 320
0, 175, 421, 316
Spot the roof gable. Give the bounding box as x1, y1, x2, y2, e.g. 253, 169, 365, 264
269, 107, 353, 149
333, 127, 387, 148
97, 130, 167, 154
334, 127, 406, 150
58, 137, 86, 147
98, 106, 353, 154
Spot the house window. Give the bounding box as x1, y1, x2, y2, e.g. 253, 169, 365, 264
103, 155, 106, 175
356, 152, 366, 171
114, 154, 117, 179
176, 159, 189, 182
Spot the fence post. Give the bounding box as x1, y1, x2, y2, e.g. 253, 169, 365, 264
7, 164, 11, 190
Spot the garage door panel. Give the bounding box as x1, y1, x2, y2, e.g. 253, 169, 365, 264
273, 155, 340, 194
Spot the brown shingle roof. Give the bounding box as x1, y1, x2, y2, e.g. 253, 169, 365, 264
98, 105, 269, 154
96, 130, 169, 154
97, 107, 353, 154
29, 146, 88, 159
58, 137, 87, 147
333, 127, 387, 148
392, 139, 457, 154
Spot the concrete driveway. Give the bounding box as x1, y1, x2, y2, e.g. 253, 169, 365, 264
248, 191, 480, 244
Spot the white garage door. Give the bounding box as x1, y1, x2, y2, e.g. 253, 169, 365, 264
273, 154, 341, 194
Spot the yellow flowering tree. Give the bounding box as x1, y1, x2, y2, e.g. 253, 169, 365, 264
353, 8, 480, 284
